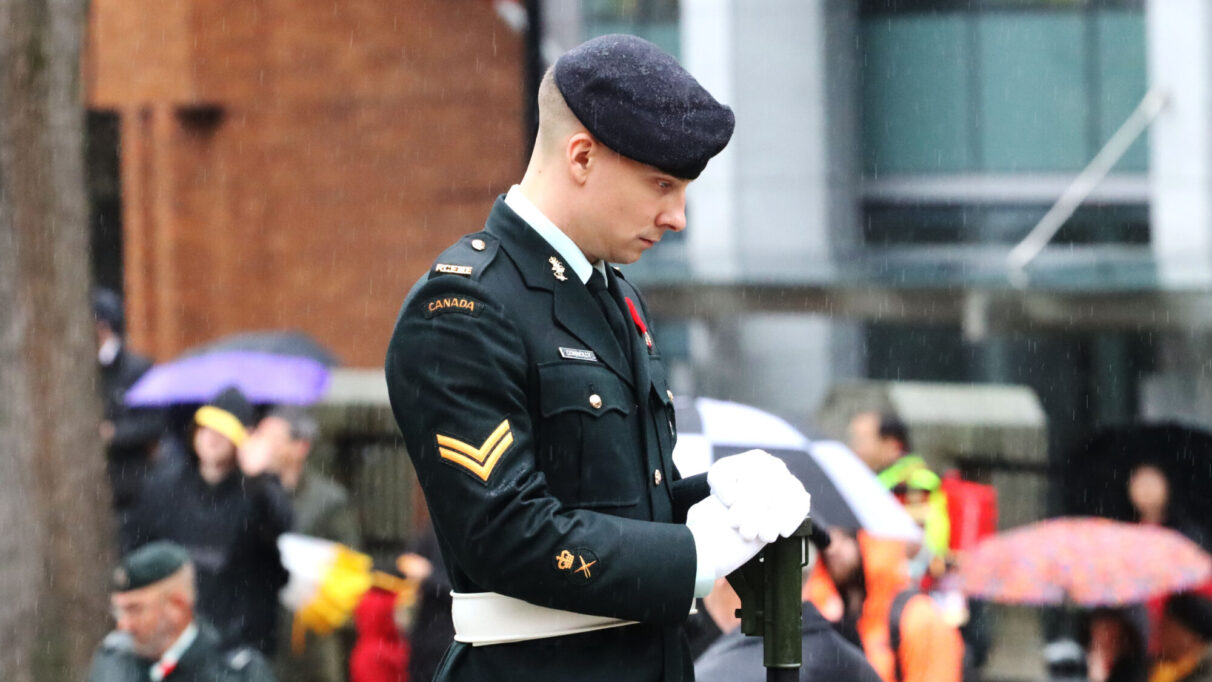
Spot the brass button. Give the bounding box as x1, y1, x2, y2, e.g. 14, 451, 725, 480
588, 394, 603, 409
666, 389, 674, 402
471, 238, 486, 251
653, 469, 663, 486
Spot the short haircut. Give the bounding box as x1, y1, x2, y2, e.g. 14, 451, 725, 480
166, 562, 197, 606
878, 413, 911, 453
267, 405, 319, 443
535, 66, 585, 152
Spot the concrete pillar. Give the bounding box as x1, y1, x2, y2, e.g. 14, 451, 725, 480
679, 0, 862, 421
680, 0, 739, 279
1148, 0, 1212, 279
541, 1, 581, 58
1145, 1, 1212, 428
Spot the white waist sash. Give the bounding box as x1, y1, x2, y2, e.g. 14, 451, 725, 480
450, 591, 695, 647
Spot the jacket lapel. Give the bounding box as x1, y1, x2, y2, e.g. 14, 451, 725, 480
171, 623, 217, 674
551, 282, 634, 387
485, 198, 635, 388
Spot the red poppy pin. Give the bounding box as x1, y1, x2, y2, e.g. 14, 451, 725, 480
625, 297, 653, 351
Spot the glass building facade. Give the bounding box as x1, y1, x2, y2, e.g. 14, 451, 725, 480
861, 1, 1147, 176
860, 0, 1148, 249
857, 0, 1154, 483
560, 0, 1162, 463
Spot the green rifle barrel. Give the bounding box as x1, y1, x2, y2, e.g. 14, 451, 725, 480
726, 517, 812, 679
764, 527, 806, 669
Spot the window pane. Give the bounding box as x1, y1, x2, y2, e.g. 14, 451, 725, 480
1096, 10, 1148, 172
977, 12, 1089, 171
861, 1, 1143, 12
864, 203, 1149, 245
862, 14, 973, 174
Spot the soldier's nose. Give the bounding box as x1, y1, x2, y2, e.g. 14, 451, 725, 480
660, 194, 687, 232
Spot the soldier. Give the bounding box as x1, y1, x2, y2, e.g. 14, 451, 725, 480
87, 541, 277, 681
386, 34, 810, 681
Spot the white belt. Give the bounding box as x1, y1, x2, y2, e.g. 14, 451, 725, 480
451, 591, 695, 647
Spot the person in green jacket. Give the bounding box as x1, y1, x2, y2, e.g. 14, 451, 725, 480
88, 541, 276, 682
847, 412, 950, 562
248, 406, 360, 682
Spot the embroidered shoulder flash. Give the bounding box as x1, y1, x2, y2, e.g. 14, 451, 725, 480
428, 233, 500, 282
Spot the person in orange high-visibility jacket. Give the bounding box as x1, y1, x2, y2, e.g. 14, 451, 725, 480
807, 528, 963, 682
848, 412, 950, 563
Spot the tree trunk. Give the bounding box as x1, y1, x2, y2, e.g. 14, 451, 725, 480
0, 0, 114, 680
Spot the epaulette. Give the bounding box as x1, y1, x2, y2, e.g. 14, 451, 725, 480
428, 233, 500, 283
100, 630, 134, 653
226, 648, 255, 671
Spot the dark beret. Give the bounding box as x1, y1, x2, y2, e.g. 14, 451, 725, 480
113, 541, 190, 592
554, 34, 734, 180
92, 288, 125, 335
194, 385, 255, 446
1166, 592, 1212, 640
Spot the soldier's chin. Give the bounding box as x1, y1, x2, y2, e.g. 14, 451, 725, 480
131, 640, 164, 659
615, 247, 646, 265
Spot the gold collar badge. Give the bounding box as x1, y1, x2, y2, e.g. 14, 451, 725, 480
549, 257, 568, 282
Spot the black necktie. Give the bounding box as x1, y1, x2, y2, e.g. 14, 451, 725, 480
587, 269, 631, 360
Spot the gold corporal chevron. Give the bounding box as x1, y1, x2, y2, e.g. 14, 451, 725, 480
436, 419, 514, 482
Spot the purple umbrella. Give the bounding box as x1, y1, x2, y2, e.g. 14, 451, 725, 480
125, 350, 331, 406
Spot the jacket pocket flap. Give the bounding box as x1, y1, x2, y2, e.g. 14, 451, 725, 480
539, 362, 633, 418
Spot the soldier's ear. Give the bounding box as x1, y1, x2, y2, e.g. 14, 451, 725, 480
566, 132, 594, 185
163, 589, 192, 620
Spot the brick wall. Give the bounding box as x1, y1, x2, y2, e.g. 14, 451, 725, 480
87, 0, 525, 367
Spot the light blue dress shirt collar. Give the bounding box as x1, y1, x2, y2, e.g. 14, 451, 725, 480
504, 185, 607, 284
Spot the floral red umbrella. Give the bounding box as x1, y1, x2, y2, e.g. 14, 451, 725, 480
958, 517, 1212, 606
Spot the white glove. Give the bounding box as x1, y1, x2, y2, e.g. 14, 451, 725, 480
708, 449, 812, 544
686, 495, 766, 581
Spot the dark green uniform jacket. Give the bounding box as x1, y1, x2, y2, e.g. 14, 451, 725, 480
386, 197, 710, 681
86, 623, 277, 682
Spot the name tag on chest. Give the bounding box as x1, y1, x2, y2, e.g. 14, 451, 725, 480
559, 347, 598, 362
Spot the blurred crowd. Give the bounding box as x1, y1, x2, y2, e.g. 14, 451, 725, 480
1038, 458, 1212, 682
90, 289, 452, 682
88, 286, 1212, 682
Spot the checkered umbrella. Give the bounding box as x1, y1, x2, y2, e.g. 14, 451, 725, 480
959, 517, 1212, 606
673, 397, 922, 542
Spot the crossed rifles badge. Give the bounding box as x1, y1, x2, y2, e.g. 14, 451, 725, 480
553, 548, 599, 585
